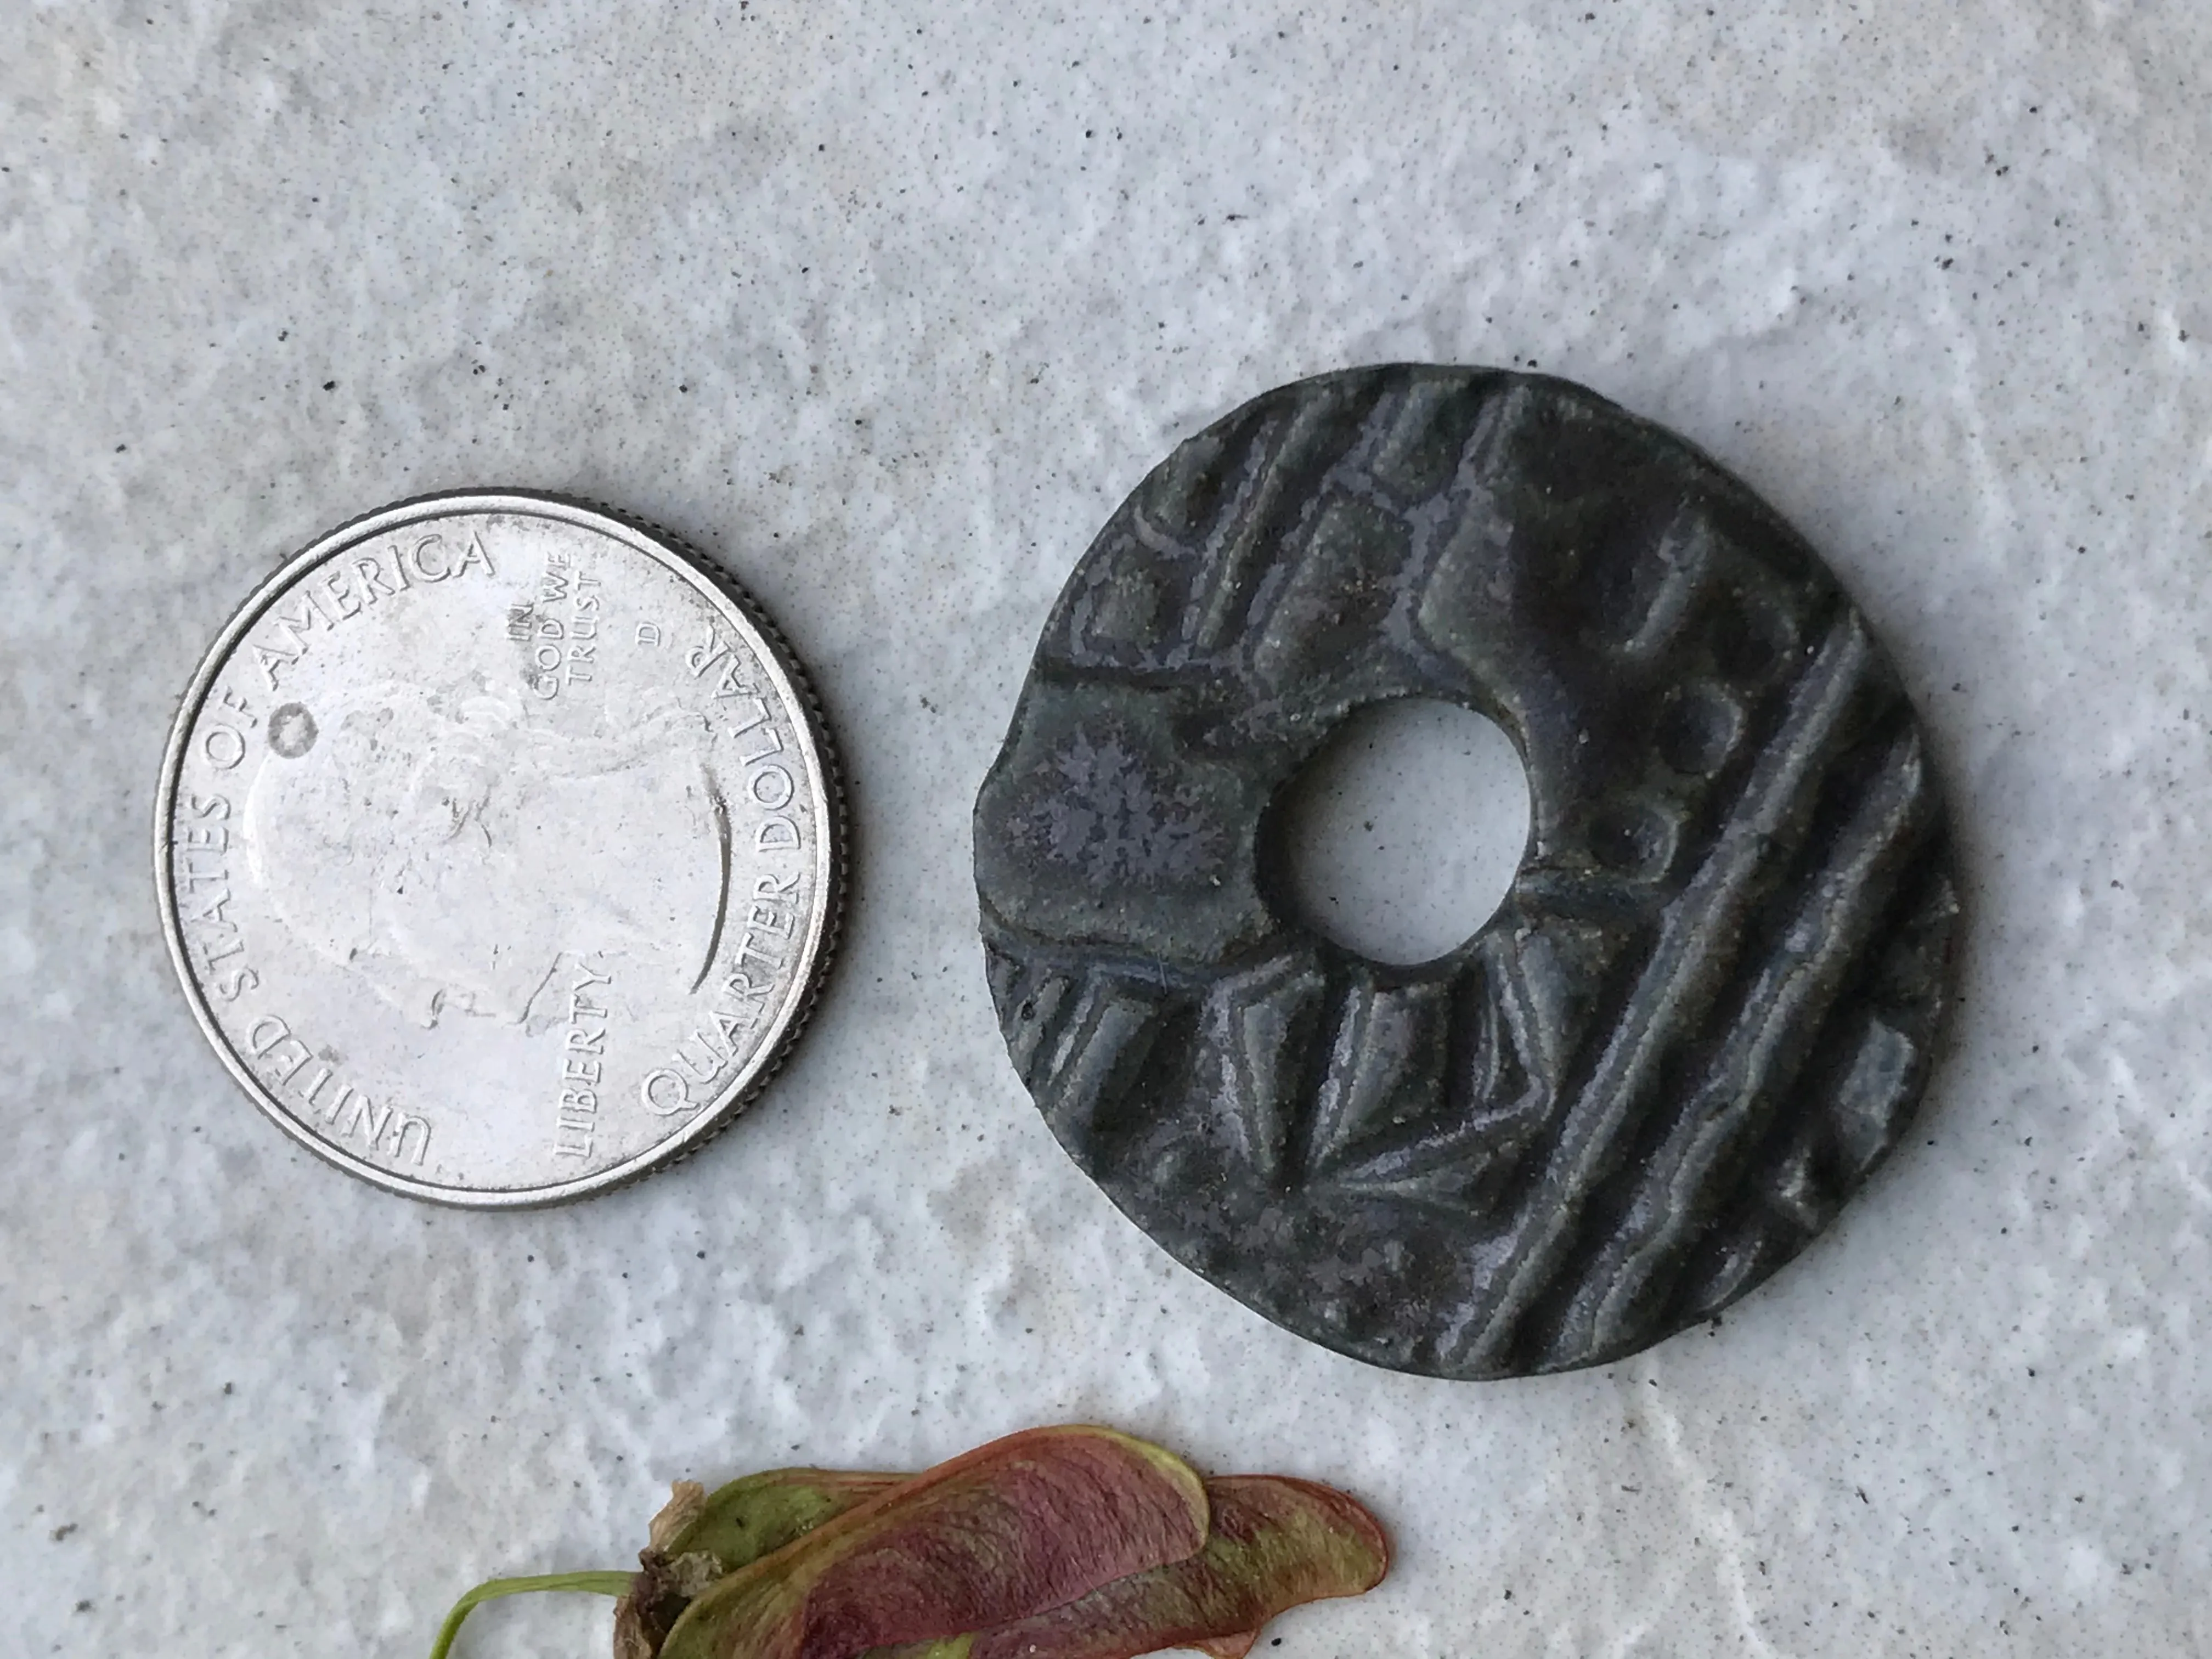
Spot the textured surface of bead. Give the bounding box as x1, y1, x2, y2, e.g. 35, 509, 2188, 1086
976, 365, 1960, 1379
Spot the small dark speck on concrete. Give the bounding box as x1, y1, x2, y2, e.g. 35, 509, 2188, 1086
696, 1250, 706, 1259
115, 443, 126, 452
50, 1522, 77, 1542
322, 380, 337, 391
75, 1600, 93, 1613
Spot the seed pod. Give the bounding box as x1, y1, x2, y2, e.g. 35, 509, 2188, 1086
673, 1469, 909, 1572
656, 1426, 1211, 1659
425, 1431, 1389, 1659
617, 1471, 907, 1659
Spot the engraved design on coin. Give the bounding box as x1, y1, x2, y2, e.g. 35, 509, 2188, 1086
974, 366, 1959, 1379
156, 492, 840, 1207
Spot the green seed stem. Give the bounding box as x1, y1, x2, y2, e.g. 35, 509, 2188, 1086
426, 1570, 636, 1659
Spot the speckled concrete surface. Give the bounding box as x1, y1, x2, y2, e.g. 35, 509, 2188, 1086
4, 4, 2210, 1655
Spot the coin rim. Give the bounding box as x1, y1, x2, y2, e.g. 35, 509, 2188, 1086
154, 489, 844, 1209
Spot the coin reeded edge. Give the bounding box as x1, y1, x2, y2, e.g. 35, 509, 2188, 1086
153, 488, 847, 1210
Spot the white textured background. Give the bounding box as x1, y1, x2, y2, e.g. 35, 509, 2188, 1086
5, 3, 2210, 1655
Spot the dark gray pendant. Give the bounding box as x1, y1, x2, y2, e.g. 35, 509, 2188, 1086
973, 365, 1959, 1379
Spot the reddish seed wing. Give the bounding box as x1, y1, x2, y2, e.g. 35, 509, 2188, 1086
950, 1476, 1388, 1659
657, 1427, 1211, 1659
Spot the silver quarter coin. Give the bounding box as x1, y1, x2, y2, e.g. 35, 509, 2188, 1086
155, 492, 842, 1207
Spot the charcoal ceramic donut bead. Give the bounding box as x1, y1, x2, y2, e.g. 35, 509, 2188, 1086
973, 365, 1959, 1379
